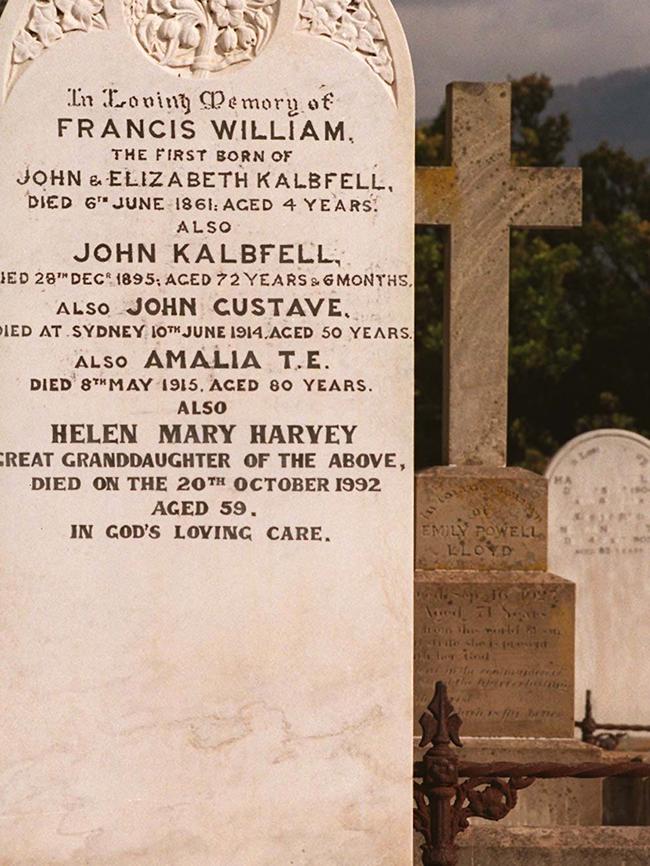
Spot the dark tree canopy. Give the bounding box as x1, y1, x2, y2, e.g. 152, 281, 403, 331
415, 74, 650, 472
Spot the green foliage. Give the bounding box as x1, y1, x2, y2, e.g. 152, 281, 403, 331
414, 226, 445, 466
415, 74, 650, 470
511, 75, 571, 166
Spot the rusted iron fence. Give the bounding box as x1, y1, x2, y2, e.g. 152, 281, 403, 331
576, 690, 650, 750
414, 682, 650, 866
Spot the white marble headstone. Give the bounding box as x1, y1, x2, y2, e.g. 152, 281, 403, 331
0, 0, 414, 860
547, 430, 650, 724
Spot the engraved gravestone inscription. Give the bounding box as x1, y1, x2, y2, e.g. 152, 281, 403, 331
0, 0, 414, 861
547, 430, 650, 725
416, 466, 548, 571
414, 572, 575, 737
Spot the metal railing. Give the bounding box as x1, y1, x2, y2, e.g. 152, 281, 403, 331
414, 682, 650, 866
575, 690, 650, 750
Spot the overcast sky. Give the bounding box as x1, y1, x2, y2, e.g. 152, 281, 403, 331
394, 0, 650, 118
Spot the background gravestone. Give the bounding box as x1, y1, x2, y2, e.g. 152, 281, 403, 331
0, 0, 414, 861
547, 429, 650, 725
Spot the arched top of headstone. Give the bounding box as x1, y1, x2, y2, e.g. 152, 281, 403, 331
0, 0, 414, 107
546, 428, 650, 478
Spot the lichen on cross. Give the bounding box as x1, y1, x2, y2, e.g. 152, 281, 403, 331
416, 82, 582, 467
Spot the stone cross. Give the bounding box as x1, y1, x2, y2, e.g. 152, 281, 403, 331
416, 81, 582, 467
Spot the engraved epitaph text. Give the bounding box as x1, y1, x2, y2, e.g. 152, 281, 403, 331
414, 573, 575, 737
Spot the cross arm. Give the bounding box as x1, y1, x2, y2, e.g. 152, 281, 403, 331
510, 166, 582, 228
415, 165, 457, 225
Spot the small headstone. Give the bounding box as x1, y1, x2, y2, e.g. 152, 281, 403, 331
547, 430, 650, 725
0, 0, 415, 859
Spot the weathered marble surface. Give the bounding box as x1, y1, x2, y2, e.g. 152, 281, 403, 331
547, 430, 650, 725
0, 0, 415, 861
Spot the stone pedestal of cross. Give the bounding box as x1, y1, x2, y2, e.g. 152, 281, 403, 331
416, 81, 582, 467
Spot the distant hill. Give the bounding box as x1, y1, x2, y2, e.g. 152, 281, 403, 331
550, 67, 650, 163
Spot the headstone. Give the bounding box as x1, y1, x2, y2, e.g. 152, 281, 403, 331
547, 429, 650, 725
414, 82, 581, 740
0, 0, 415, 860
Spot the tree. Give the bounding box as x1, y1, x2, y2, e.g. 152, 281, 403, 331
415, 74, 650, 471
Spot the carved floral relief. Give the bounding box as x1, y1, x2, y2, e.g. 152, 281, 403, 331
299, 0, 394, 89
125, 0, 278, 76
10, 0, 107, 93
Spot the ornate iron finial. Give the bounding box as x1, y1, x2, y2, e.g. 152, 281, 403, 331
419, 681, 463, 750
